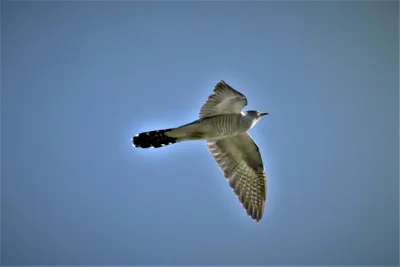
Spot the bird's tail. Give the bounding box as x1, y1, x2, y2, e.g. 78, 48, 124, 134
132, 128, 178, 148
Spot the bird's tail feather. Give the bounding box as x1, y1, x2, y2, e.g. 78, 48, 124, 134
133, 121, 207, 149
132, 128, 178, 148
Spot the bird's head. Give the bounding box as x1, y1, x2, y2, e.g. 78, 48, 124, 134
245, 110, 269, 120
243, 110, 268, 129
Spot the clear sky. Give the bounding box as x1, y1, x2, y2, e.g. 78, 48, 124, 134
2, 1, 399, 266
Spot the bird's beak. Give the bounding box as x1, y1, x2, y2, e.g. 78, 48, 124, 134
260, 112, 269, 117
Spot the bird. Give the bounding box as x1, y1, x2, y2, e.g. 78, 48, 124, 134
132, 80, 268, 222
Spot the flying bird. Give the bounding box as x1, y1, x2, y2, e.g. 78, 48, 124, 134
132, 80, 268, 222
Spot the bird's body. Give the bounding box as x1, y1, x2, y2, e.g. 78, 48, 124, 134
133, 112, 263, 146
132, 81, 268, 222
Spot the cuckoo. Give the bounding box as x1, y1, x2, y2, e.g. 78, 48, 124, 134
132, 80, 268, 222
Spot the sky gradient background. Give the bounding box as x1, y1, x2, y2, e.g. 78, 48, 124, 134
2, 1, 399, 266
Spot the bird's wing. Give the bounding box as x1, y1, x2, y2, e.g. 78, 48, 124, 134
207, 133, 267, 222
199, 80, 248, 119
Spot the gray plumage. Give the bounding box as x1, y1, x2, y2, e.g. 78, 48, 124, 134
132, 80, 268, 222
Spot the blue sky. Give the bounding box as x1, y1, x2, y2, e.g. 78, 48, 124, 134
2, 1, 399, 265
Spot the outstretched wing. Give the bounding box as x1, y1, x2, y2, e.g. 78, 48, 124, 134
207, 133, 267, 222
199, 80, 247, 119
